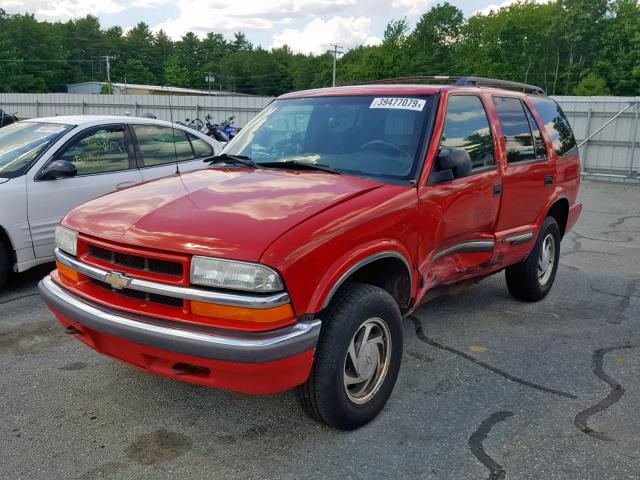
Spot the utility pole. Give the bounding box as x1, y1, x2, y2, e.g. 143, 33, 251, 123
103, 55, 115, 93
327, 44, 343, 87
205, 72, 215, 96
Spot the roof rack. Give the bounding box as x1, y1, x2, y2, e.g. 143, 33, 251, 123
352, 75, 546, 96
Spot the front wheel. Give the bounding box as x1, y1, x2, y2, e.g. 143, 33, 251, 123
0, 244, 9, 291
505, 216, 561, 302
297, 283, 403, 430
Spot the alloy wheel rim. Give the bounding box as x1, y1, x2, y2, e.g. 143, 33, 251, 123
343, 317, 392, 405
537, 233, 556, 286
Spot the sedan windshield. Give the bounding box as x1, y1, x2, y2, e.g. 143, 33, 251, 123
0, 122, 73, 178
224, 95, 433, 183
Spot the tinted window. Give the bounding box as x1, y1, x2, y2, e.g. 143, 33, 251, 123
133, 125, 194, 167
531, 98, 577, 157
523, 105, 547, 158
56, 125, 129, 175
189, 134, 214, 158
493, 97, 535, 163
439, 95, 494, 170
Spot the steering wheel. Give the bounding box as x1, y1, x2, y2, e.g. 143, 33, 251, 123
360, 140, 411, 158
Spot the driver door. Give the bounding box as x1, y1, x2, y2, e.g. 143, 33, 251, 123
26, 124, 141, 259
417, 93, 502, 290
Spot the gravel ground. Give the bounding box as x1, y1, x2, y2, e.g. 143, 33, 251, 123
1, 180, 639, 480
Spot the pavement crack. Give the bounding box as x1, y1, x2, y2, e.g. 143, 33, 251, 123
468, 411, 514, 480
0, 293, 40, 306
608, 215, 640, 229
409, 316, 577, 399
574, 345, 637, 441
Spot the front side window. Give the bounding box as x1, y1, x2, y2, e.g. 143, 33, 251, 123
493, 97, 536, 163
224, 95, 433, 183
530, 97, 577, 157
439, 95, 495, 170
56, 125, 130, 176
133, 125, 194, 167
0, 122, 73, 178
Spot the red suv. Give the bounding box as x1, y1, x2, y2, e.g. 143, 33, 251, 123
39, 77, 582, 430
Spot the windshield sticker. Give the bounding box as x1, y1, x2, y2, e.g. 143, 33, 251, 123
370, 97, 426, 111
34, 126, 66, 134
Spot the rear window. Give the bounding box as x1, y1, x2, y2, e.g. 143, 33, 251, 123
530, 98, 577, 157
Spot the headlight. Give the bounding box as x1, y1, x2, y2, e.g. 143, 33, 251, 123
190, 256, 284, 292
55, 225, 77, 256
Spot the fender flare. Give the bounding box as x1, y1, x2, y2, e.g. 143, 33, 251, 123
308, 243, 414, 313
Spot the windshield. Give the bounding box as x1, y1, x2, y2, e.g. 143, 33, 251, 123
224, 95, 433, 183
0, 122, 73, 178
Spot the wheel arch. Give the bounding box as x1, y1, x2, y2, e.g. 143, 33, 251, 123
0, 225, 16, 266
318, 250, 414, 314
546, 196, 570, 237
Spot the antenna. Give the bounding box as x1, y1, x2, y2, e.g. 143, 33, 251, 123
166, 86, 180, 175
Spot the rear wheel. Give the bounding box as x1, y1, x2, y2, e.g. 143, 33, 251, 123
0, 244, 9, 291
505, 216, 561, 302
297, 283, 403, 430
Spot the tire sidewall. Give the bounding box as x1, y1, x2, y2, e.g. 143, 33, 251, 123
532, 217, 561, 296
0, 244, 9, 290
316, 285, 403, 428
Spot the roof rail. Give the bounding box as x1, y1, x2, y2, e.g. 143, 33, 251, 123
351, 75, 546, 96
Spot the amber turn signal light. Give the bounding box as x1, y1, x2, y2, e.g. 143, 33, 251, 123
56, 261, 79, 282
190, 301, 294, 323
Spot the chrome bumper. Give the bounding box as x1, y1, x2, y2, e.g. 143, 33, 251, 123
38, 276, 321, 363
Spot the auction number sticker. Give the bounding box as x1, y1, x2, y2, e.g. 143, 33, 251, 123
370, 97, 426, 111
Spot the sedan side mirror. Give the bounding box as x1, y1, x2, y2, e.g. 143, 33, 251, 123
40, 160, 77, 180
429, 147, 472, 184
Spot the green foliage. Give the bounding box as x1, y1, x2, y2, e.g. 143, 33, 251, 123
574, 73, 611, 95
99, 84, 114, 94
0, 1, 638, 95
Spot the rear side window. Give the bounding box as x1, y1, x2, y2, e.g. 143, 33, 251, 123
189, 134, 214, 158
492, 97, 535, 163
523, 105, 547, 158
133, 125, 194, 167
439, 95, 495, 170
530, 98, 577, 157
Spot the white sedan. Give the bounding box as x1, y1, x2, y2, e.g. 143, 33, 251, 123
0, 115, 224, 289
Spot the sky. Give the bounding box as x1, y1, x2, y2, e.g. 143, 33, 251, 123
2, 0, 515, 55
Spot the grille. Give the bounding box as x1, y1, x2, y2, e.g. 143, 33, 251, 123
91, 279, 184, 308
88, 245, 183, 277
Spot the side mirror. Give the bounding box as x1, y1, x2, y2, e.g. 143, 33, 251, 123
40, 160, 77, 180
429, 147, 472, 184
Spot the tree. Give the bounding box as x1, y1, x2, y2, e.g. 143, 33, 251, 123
122, 59, 156, 85
163, 54, 190, 87
574, 73, 610, 95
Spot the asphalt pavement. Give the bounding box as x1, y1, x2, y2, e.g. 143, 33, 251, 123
1, 180, 639, 479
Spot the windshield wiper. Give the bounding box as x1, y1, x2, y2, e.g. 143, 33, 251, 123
259, 160, 340, 175
205, 153, 257, 169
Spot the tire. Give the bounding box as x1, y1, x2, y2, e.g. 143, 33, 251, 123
505, 216, 561, 302
297, 282, 403, 430
0, 243, 9, 291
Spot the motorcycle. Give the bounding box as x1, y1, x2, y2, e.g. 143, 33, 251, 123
0, 110, 19, 128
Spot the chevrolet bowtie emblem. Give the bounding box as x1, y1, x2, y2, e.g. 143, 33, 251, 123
104, 271, 131, 290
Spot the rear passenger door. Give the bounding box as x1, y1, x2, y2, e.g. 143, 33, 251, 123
418, 94, 502, 288
492, 96, 554, 236
131, 124, 213, 182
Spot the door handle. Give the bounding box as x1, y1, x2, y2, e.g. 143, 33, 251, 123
544, 175, 553, 187
493, 183, 502, 196
116, 181, 136, 190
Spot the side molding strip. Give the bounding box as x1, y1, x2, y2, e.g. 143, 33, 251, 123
432, 240, 495, 262
502, 232, 534, 245
321, 251, 412, 310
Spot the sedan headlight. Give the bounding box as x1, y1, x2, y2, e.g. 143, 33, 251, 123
55, 225, 78, 256
190, 256, 284, 292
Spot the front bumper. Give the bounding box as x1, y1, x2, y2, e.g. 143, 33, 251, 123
39, 275, 320, 393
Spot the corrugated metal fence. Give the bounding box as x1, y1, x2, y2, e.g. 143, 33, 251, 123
0, 93, 273, 127
553, 96, 639, 181
0, 92, 638, 181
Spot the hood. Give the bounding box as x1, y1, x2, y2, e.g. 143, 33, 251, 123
63, 168, 382, 261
